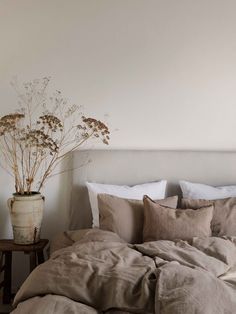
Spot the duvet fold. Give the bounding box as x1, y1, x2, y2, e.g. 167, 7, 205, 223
12, 230, 236, 314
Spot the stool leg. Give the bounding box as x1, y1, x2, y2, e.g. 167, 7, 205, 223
3, 252, 12, 304
37, 251, 45, 265
29, 252, 37, 273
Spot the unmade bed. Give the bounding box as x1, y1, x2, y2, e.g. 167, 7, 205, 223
10, 150, 236, 313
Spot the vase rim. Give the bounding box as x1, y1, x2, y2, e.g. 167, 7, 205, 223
13, 191, 41, 196
12, 193, 44, 202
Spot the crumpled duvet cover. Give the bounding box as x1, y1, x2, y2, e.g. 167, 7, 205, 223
11, 229, 236, 314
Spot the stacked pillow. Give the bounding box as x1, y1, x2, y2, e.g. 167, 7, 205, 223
86, 180, 236, 244
98, 193, 178, 244
180, 180, 236, 236
180, 180, 236, 200
143, 195, 213, 242
86, 181, 167, 228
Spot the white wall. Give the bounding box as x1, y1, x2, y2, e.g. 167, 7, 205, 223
1, 0, 236, 288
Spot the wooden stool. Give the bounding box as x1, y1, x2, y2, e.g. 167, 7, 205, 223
0, 239, 49, 304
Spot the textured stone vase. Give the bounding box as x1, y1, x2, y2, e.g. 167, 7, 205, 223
7, 192, 44, 245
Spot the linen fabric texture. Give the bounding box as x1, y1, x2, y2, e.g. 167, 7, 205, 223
180, 180, 236, 200
86, 180, 167, 227
98, 193, 178, 243
143, 195, 213, 242
181, 197, 236, 236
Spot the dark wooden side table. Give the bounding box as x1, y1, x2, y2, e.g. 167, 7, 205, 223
0, 239, 49, 304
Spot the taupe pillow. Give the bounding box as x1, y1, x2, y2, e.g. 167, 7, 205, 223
181, 197, 236, 236
98, 194, 178, 244
143, 195, 213, 242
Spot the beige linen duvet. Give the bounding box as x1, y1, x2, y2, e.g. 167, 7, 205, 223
12, 229, 236, 314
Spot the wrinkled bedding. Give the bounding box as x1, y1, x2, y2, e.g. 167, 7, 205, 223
12, 229, 236, 314
49, 229, 92, 255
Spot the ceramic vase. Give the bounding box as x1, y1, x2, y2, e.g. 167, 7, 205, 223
7, 192, 44, 245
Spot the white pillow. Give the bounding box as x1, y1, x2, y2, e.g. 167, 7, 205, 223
86, 180, 167, 227
180, 180, 236, 200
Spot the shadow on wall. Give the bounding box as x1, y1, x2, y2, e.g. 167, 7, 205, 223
40, 154, 73, 239
70, 151, 93, 230
0, 172, 14, 239
0, 206, 12, 238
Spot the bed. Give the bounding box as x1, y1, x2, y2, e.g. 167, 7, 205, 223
11, 150, 236, 313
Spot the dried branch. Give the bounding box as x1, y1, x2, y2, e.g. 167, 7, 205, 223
0, 77, 110, 194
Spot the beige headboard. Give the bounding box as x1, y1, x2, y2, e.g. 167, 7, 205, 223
69, 150, 236, 229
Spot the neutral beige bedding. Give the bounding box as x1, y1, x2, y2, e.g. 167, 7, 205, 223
181, 197, 236, 236
143, 196, 213, 241
98, 194, 178, 244
50, 229, 92, 255
12, 229, 236, 314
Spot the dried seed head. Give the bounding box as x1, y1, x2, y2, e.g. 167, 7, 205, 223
37, 114, 63, 132
0, 113, 25, 135
78, 116, 110, 145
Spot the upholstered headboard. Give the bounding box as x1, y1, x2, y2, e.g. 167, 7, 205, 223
69, 150, 236, 229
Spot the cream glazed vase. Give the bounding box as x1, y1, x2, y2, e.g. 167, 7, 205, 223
7, 192, 44, 245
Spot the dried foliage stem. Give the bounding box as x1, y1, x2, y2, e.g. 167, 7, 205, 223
0, 78, 110, 194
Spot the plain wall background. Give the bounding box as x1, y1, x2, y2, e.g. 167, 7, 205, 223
1, 0, 236, 289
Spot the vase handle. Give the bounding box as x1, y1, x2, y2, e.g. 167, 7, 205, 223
7, 198, 14, 212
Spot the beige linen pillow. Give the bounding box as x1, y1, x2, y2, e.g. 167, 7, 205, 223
98, 194, 178, 244
143, 196, 213, 242
181, 197, 236, 236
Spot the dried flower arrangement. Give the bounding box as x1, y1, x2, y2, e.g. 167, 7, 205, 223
0, 77, 110, 195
